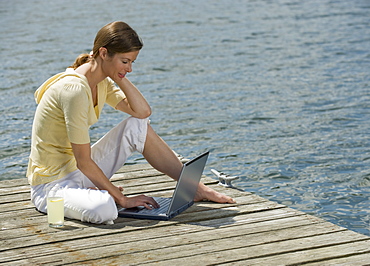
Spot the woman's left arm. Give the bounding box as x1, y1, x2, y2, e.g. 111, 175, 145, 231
114, 77, 151, 118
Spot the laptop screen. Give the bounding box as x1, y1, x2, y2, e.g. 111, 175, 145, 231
167, 151, 209, 214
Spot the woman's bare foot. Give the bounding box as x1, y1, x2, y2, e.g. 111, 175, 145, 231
194, 183, 236, 203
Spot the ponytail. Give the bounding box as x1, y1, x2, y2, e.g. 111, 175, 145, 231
69, 53, 91, 69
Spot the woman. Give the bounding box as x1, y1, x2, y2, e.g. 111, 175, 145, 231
28, 21, 235, 224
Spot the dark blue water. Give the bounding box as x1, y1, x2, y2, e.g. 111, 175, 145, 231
1, 0, 369, 236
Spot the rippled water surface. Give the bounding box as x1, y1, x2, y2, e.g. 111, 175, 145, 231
1, 0, 369, 235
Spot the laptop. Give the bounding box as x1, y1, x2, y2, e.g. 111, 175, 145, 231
118, 151, 209, 220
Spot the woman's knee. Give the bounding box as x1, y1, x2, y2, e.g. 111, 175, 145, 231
123, 117, 149, 153
64, 189, 118, 224
125, 117, 149, 135
83, 191, 117, 223
82, 197, 118, 224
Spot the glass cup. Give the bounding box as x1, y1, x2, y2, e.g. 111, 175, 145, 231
46, 185, 65, 228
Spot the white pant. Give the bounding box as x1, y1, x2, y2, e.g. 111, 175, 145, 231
31, 117, 149, 224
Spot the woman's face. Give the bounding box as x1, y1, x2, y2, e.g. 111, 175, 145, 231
103, 50, 140, 80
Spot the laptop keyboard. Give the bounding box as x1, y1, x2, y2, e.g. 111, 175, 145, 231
139, 197, 171, 214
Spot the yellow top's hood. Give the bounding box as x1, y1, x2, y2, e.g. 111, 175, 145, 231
34, 69, 86, 104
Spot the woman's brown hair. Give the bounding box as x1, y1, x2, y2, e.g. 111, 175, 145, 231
70, 21, 143, 69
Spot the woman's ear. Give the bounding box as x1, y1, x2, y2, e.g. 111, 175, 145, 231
99, 47, 108, 59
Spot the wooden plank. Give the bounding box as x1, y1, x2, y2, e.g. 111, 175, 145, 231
1, 205, 301, 241
0, 172, 170, 199
0, 173, 168, 196
0, 195, 283, 239
305, 252, 370, 265
0, 182, 229, 219
116, 163, 155, 173
0, 200, 33, 212
1, 162, 369, 266
0, 184, 29, 196
0, 162, 165, 188
0, 175, 218, 204
1, 196, 280, 231
111, 168, 165, 181
224, 240, 370, 266
0, 162, 153, 189
0, 178, 28, 188
0, 177, 176, 204
136, 235, 370, 266
0, 192, 30, 204
3, 219, 364, 266
0, 213, 328, 265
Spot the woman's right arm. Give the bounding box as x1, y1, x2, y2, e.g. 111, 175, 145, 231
71, 142, 159, 209
114, 77, 152, 118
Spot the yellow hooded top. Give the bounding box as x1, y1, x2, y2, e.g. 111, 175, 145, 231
27, 68, 125, 186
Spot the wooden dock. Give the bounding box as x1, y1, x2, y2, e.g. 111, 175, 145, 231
1, 162, 370, 265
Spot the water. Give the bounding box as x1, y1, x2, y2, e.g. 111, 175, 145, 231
1, 0, 369, 235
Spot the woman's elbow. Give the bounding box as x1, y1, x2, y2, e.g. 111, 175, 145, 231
136, 107, 152, 119
144, 107, 152, 118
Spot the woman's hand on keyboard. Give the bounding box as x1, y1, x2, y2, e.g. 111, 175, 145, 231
118, 194, 160, 209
